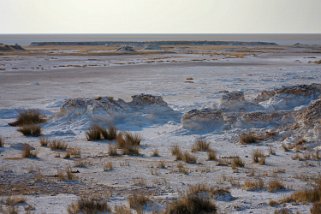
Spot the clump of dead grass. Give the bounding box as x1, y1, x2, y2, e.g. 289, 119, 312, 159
22, 144, 37, 158
252, 149, 266, 165
108, 144, 119, 156
177, 162, 190, 175
67, 197, 110, 214
267, 180, 286, 192
9, 110, 46, 127
57, 167, 77, 181
104, 162, 113, 171
114, 205, 131, 214
231, 156, 245, 169
243, 179, 264, 191
0, 136, 4, 147
86, 125, 105, 141
64, 147, 81, 159
18, 125, 42, 137
171, 145, 197, 164
191, 139, 211, 152
207, 149, 217, 161
49, 140, 68, 151
128, 194, 150, 214
151, 149, 160, 157
116, 132, 142, 156
165, 185, 217, 214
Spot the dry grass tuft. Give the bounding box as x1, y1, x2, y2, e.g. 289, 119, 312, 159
240, 132, 261, 144
86, 125, 105, 141
65, 147, 81, 159
252, 149, 266, 165
231, 156, 245, 169
57, 167, 77, 181
171, 145, 183, 160
22, 144, 37, 158
102, 126, 118, 141
182, 151, 197, 164
9, 110, 46, 127
6, 196, 26, 206
191, 139, 211, 152
39, 137, 49, 147
104, 162, 113, 171
67, 197, 110, 214
0, 136, 4, 147
274, 208, 292, 214
165, 185, 217, 214
128, 194, 150, 214
49, 140, 68, 151
108, 144, 119, 156
177, 162, 190, 175
268, 180, 286, 192
280, 178, 321, 204
205, 149, 216, 161
311, 201, 321, 214
18, 125, 42, 137
114, 205, 131, 214
151, 149, 160, 157
116, 132, 142, 155
243, 179, 264, 191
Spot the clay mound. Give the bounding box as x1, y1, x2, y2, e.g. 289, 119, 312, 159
182, 108, 225, 131
48, 94, 180, 132
144, 44, 161, 51
116, 46, 136, 53
255, 84, 321, 111
296, 99, 321, 126
0, 43, 24, 51
219, 91, 264, 112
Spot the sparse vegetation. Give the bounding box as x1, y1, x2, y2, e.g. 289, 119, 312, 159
243, 179, 264, 191
165, 185, 217, 214
171, 145, 197, 163
104, 162, 113, 171
128, 194, 150, 214
39, 137, 49, 147
48, 140, 68, 151
231, 156, 245, 169
22, 144, 37, 158
151, 149, 160, 157
65, 147, 81, 159
116, 132, 142, 155
311, 201, 321, 214
171, 145, 183, 160
252, 149, 266, 165
103, 126, 118, 140
280, 178, 321, 204
191, 139, 210, 152
18, 125, 42, 137
57, 167, 77, 181
177, 162, 189, 175
268, 180, 286, 192
108, 144, 119, 156
0, 136, 4, 147
9, 110, 46, 127
67, 197, 110, 214
240, 132, 261, 144
114, 205, 131, 214
86, 125, 105, 141
207, 149, 217, 161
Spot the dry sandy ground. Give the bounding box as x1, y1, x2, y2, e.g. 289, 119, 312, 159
0, 44, 321, 213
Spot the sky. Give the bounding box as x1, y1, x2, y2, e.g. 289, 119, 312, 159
0, 0, 321, 34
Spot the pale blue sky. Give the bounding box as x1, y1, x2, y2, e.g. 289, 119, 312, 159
0, 0, 320, 34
